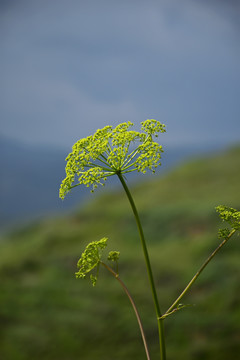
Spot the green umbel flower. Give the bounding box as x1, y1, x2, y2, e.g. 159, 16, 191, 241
216, 205, 240, 236
107, 251, 120, 262
59, 119, 165, 199
75, 238, 108, 286
75, 238, 121, 286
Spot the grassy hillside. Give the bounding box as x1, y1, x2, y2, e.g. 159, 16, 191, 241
0, 146, 240, 360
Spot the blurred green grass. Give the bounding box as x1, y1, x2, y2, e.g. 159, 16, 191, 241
0, 146, 240, 359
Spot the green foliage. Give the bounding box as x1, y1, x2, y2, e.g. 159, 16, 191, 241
59, 119, 165, 198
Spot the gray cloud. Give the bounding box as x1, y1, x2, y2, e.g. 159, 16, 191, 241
1, 0, 239, 148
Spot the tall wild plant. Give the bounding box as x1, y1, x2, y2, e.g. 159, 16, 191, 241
60, 120, 240, 359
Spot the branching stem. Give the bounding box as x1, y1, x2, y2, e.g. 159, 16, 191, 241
100, 261, 151, 360
164, 229, 236, 316
117, 173, 166, 360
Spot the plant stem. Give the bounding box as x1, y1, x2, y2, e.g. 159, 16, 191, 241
164, 229, 236, 316
117, 173, 166, 360
100, 261, 151, 360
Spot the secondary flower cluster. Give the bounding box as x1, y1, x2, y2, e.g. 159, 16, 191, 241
59, 119, 166, 199
75, 238, 120, 286
75, 238, 108, 286
216, 205, 240, 238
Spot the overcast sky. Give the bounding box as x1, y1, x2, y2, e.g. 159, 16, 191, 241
1, 0, 240, 150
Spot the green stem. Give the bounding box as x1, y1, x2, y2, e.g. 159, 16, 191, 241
164, 229, 236, 316
100, 261, 151, 360
117, 172, 166, 360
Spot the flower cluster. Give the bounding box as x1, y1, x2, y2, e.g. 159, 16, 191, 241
75, 238, 120, 286
59, 119, 166, 199
216, 205, 240, 238
75, 238, 108, 286
107, 251, 120, 262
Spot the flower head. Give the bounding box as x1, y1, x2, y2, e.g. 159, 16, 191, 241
75, 238, 108, 286
216, 205, 240, 232
59, 119, 166, 199
75, 238, 121, 286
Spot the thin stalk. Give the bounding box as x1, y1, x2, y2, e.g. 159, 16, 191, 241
82, 146, 110, 169
117, 172, 166, 360
84, 163, 114, 172
69, 172, 116, 191
100, 261, 151, 360
121, 147, 140, 169
96, 155, 112, 168
165, 229, 236, 316
122, 136, 150, 170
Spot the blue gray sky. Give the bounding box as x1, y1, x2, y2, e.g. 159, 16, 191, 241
1, 0, 240, 150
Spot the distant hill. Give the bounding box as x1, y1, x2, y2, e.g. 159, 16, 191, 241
0, 135, 226, 230
0, 146, 239, 360
0, 136, 88, 230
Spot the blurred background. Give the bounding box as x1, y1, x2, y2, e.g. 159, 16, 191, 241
0, 1, 240, 359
